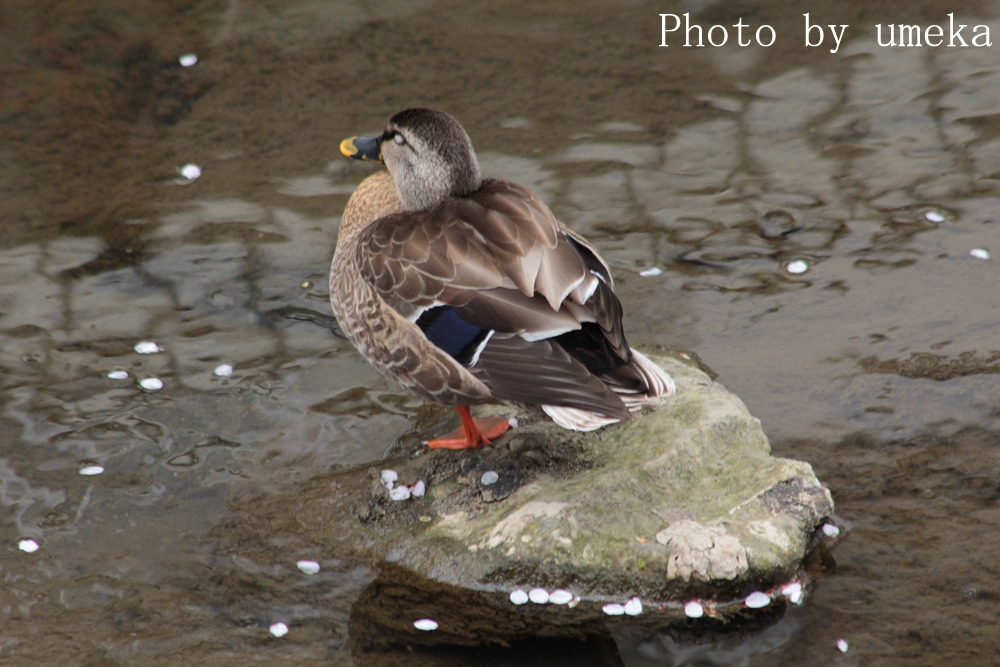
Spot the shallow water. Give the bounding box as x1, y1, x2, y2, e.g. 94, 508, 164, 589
3, 0, 1000, 664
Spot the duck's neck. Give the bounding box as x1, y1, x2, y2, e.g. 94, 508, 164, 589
337, 171, 403, 246
394, 146, 482, 212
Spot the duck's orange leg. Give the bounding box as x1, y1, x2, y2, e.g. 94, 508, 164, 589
425, 405, 512, 450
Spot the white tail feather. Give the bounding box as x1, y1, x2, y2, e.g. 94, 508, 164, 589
626, 348, 676, 398
543, 350, 676, 431
542, 405, 620, 431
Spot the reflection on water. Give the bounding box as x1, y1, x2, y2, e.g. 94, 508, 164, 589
3, 0, 1000, 664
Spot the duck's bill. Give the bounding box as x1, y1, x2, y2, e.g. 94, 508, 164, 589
340, 135, 383, 163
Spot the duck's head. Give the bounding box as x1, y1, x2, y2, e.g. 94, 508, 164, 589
340, 108, 482, 212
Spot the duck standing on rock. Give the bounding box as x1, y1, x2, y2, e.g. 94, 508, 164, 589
330, 107, 675, 450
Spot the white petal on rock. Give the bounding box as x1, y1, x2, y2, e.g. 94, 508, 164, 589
390, 485, 411, 501
139, 377, 164, 391
79, 465, 104, 476
134, 341, 160, 354
179, 53, 198, 67
18, 539, 40, 553
107, 370, 129, 380
821, 522, 841, 538
623, 597, 643, 616
509, 589, 529, 605
684, 600, 704, 618
380, 470, 398, 488
411, 480, 426, 497
745, 591, 771, 609
528, 588, 549, 604
548, 589, 574, 605
924, 210, 945, 223
481, 470, 499, 485
269, 622, 288, 637
836, 638, 849, 652
296, 560, 320, 575
970, 248, 990, 259
413, 618, 438, 631
639, 267, 663, 277
602, 603, 626, 616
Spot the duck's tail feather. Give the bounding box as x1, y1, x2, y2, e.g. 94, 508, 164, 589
622, 348, 676, 401
543, 349, 675, 431
541, 405, 621, 431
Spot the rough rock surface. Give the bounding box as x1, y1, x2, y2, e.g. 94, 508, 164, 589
293, 352, 835, 647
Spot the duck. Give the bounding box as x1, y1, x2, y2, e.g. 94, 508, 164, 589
330, 107, 675, 450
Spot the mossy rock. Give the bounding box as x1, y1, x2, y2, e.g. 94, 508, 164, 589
292, 352, 834, 648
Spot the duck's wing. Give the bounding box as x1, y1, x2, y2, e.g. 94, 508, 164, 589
352, 179, 636, 416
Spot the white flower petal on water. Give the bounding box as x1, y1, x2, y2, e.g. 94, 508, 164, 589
548, 589, 574, 605
602, 603, 626, 616
390, 485, 411, 501
18, 539, 40, 553
380, 469, 398, 488
836, 638, 849, 652
79, 465, 104, 476
134, 341, 160, 354
213, 363, 234, 377
781, 581, 804, 604
269, 622, 288, 637
413, 618, 438, 631
179, 53, 198, 67
639, 267, 662, 277
684, 600, 704, 618
528, 588, 549, 604
481, 470, 499, 485
924, 210, 945, 223
745, 591, 771, 609
107, 370, 129, 380
411, 480, 426, 497
970, 248, 990, 260
180, 163, 202, 181
509, 589, 529, 605
785, 259, 809, 274
623, 597, 643, 616
296, 560, 320, 575
139, 377, 164, 391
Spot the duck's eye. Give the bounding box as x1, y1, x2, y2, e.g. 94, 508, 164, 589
392, 132, 406, 145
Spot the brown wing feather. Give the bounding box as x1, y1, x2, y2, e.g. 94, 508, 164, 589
353, 178, 638, 415
356, 179, 601, 330
470, 336, 629, 419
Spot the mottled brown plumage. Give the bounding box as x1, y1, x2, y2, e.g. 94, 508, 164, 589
330, 108, 674, 448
